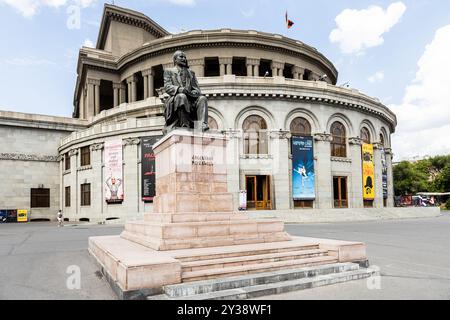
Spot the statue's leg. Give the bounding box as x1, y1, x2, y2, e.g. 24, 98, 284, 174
195, 96, 209, 131
174, 93, 191, 128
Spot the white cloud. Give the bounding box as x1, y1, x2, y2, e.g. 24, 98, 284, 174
390, 25, 450, 160
368, 71, 384, 83
0, 0, 97, 17
330, 2, 406, 55
83, 38, 94, 48
4, 56, 55, 66
166, 0, 196, 6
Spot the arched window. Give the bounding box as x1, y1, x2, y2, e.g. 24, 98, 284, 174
243, 115, 268, 154
208, 116, 218, 130
380, 133, 385, 147
360, 127, 371, 144
330, 121, 346, 157
290, 117, 311, 136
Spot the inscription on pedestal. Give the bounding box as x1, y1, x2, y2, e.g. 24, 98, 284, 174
191, 155, 214, 166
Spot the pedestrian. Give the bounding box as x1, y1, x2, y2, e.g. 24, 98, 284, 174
57, 210, 63, 227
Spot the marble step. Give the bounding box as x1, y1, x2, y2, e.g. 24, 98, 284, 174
182, 255, 339, 282
164, 268, 376, 300
160, 262, 359, 298
120, 229, 291, 251
181, 249, 330, 272
123, 219, 286, 240
143, 212, 250, 223
169, 240, 320, 263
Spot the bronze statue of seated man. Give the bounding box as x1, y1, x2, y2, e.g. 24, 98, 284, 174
163, 50, 209, 132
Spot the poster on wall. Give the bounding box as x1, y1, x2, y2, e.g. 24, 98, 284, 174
381, 147, 388, 199
291, 136, 316, 200
104, 139, 124, 204
362, 143, 375, 200
141, 136, 162, 202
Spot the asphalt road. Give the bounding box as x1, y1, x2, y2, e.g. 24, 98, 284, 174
0, 213, 449, 300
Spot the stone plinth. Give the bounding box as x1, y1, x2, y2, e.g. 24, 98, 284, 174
89, 130, 368, 299
120, 130, 291, 250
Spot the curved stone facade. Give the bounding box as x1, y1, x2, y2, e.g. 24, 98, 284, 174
53, 4, 397, 223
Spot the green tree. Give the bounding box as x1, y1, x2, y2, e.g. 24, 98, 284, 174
393, 161, 428, 195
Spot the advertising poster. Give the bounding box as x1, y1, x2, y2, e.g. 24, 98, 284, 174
291, 136, 316, 200
17, 210, 28, 222
141, 136, 162, 202
362, 143, 375, 200
104, 139, 124, 204
381, 148, 388, 199
239, 190, 247, 210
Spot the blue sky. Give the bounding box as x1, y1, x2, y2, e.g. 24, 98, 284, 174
0, 0, 450, 160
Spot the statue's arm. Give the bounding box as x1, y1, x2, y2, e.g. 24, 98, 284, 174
191, 72, 202, 95
164, 69, 179, 96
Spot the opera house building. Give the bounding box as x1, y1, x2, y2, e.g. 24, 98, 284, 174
0, 4, 396, 222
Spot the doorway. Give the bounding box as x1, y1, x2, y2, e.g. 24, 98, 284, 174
333, 176, 348, 208
245, 175, 272, 210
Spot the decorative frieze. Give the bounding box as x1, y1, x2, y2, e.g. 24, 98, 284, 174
331, 156, 352, 163
349, 137, 363, 146
270, 130, 291, 139
314, 133, 333, 142
123, 138, 141, 146
68, 149, 79, 157
87, 78, 101, 86
240, 154, 273, 160
0, 153, 58, 162
90, 143, 104, 151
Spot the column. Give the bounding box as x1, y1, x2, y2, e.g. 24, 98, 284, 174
127, 75, 137, 103
271, 131, 291, 210
271, 61, 284, 77
349, 137, 364, 208
224, 130, 241, 211
123, 138, 141, 214
219, 57, 232, 76
90, 143, 104, 221
113, 83, 121, 107
142, 68, 155, 98
385, 148, 395, 207
246, 63, 253, 77
86, 79, 99, 118
293, 66, 305, 80
314, 133, 334, 209
188, 58, 205, 77
119, 83, 126, 104
373, 143, 384, 208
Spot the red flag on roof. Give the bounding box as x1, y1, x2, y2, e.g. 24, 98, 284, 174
285, 11, 294, 29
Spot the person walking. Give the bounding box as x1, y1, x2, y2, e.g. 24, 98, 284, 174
57, 210, 63, 227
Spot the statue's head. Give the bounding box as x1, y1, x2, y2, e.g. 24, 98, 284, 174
173, 50, 188, 68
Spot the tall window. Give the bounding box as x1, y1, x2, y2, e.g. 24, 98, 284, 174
330, 121, 347, 157
243, 115, 268, 155
360, 127, 371, 144
64, 153, 71, 171
290, 117, 311, 136
80, 146, 90, 166
81, 183, 91, 206
65, 186, 71, 207
380, 133, 385, 147
31, 188, 50, 208
208, 116, 219, 130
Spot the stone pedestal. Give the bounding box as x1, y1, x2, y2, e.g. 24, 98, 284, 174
89, 130, 368, 299
120, 130, 291, 250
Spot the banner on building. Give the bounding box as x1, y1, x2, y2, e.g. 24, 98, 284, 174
362, 143, 375, 200
381, 148, 388, 199
141, 136, 162, 202
291, 136, 316, 200
104, 139, 124, 204
17, 210, 28, 223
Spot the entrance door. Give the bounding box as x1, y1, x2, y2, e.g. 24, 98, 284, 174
245, 175, 272, 210
333, 176, 348, 208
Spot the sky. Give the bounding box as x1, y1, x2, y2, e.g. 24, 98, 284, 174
0, 0, 449, 161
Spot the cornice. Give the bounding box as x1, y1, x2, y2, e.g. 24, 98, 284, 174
0, 153, 58, 162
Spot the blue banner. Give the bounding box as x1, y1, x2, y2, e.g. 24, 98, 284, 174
292, 136, 315, 200
381, 148, 388, 199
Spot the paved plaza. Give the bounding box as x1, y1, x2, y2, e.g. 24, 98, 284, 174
0, 213, 449, 300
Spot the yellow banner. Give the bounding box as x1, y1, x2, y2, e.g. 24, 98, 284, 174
362, 143, 375, 200
17, 210, 28, 222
